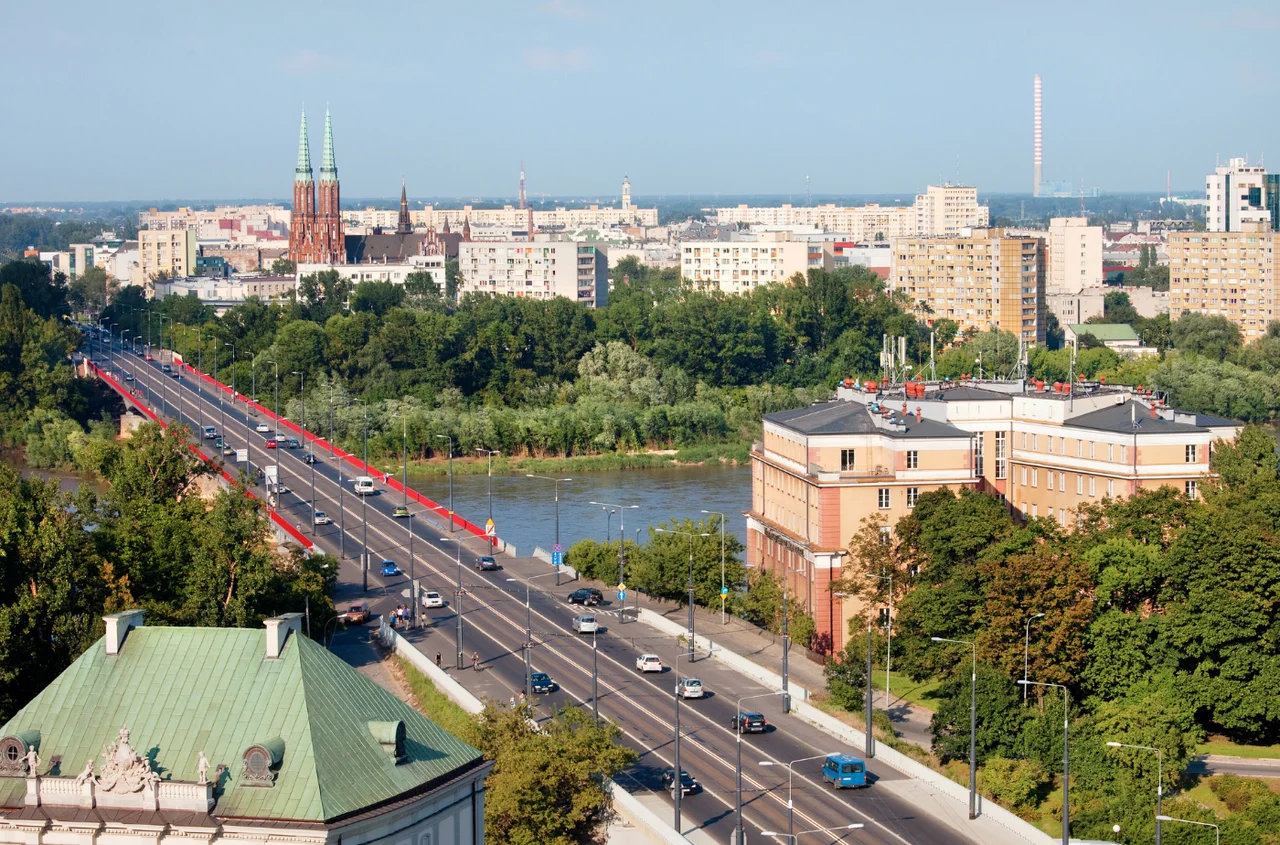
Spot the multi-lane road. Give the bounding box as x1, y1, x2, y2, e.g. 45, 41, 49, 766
91, 333, 980, 845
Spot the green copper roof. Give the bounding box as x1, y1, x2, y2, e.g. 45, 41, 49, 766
320, 109, 337, 182
1068, 323, 1140, 342
296, 109, 313, 182
0, 626, 482, 823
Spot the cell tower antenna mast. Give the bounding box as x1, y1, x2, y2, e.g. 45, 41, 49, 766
519, 160, 526, 210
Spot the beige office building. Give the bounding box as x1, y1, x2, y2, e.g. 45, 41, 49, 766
890, 228, 1046, 344
714, 184, 987, 238
679, 238, 832, 294
1169, 223, 1280, 341
457, 241, 609, 307
140, 229, 197, 280
1048, 217, 1103, 288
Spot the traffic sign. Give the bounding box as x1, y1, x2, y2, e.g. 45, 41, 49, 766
618, 590, 626, 601
552, 543, 562, 553
552, 551, 563, 567
485, 518, 496, 537
720, 586, 729, 595
618, 583, 626, 590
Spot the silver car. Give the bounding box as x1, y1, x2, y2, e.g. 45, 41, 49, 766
572, 614, 599, 634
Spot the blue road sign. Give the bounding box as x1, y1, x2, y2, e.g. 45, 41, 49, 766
720, 586, 729, 595
552, 551, 563, 566
618, 590, 626, 601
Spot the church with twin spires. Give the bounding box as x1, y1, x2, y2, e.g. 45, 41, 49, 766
288, 108, 344, 264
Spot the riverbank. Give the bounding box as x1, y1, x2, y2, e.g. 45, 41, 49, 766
364, 439, 752, 478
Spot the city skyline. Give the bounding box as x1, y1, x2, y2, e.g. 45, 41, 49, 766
2, 0, 1278, 201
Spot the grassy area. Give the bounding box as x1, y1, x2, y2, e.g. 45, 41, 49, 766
1196, 737, 1280, 759
1183, 779, 1230, 816
867, 667, 943, 711
383, 440, 752, 478
395, 656, 479, 743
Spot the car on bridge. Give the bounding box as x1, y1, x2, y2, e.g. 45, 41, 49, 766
203, 426, 217, 439
530, 671, 557, 694
421, 590, 443, 608
635, 654, 663, 673
821, 754, 868, 789
729, 712, 768, 734
568, 588, 602, 606
222, 445, 235, 456
256, 423, 270, 433
341, 603, 370, 624
661, 769, 699, 796
571, 614, 599, 634
393, 505, 411, 518
354, 476, 376, 495
145, 353, 153, 361
380, 560, 401, 577
475, 555, 499, 571
676, 678, 704, 699
313, 511, 331, 526
124, 373, 134, 382
302, 452, 317, 464
285, 438, 300, 449
161, 364, 172, 375
265, 438, 277, 449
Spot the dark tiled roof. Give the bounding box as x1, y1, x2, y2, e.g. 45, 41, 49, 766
1067, 401, 1239, 434
766, 401, 968, 438
345, 233, 436, 264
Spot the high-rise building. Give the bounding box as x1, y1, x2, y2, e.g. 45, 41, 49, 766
140, 229, 197, 280
915, 184, 991, 237
890, 228, 1046, 344
457, 241, 609, 307
1169, 223, 1280, 341
678, 238, 831, 294
1033, 74, 1043, 197
289, 108, 345, 264
713, 186, 987, 238
1206, 157, 1277, 232
1048, 217, 1102, 289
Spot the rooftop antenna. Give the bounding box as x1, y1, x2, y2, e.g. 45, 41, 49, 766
806, 176, 811, 207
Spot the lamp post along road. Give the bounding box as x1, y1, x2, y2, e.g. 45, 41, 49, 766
758, 754, 835, 842
1108, 741, 1163, 845
866, 572, 893, 706
266, 360, 280, 514
655, 528, 710, 660
932, 636, 978, 819
476, 448, 500, 544
734, 691, 785, 845
435, 435, 454, 532
1021, 679, 1070, 845
1024, 612, 1045, 701
590, 502, 638, 615
670, 646, 712, 833
505, 571, 557, 699
528, 475, 571, 585
442, 536, 464, 669
701, 510, 728, 624
293, 372, 312, 534
357, 398, 369, 591
1156, 815, 1217, 845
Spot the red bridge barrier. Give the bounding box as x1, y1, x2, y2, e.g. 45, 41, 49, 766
93, 363, 315, 552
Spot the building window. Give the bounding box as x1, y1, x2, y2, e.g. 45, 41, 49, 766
995, 431, 1007, 479
1107, 479, 1115, 498
1108, 444, 1115, 462
879, 526, 892, 545
1032, 504, 1038, 518
1059, 472, 1066, 491
906, 487, 919, 508
974, 436, 984, 477
878, 488, 890, 509
1021, 432, 1028, 449
1077, 474, 1083, 495
1032, 468, 1038, 487
1089, 476, 1096, 497
1090, 442, 1095, 459
1186, 444, 1197, 463
1186, 480, 1198, 499
1047, 472, 1054, 491
1058, 437, 1065, 454
1120, 445, 1127, 463
1077, 439, 1083, 458
841, 449, 856, 471
1047, 437, 1054, 454
906, 451, 918, 469
1032, 434, 1038, 450
1021, 466, 1028, 486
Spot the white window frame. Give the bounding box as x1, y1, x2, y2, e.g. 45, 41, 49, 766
906, 487, 919, 508
878, 488, 890, 509
906, 450, 919, 470
1089, 476, 1096, 497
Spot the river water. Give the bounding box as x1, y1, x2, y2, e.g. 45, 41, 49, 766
406, 465, 752, 557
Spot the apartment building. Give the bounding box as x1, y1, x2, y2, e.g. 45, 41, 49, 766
1048, 217, 1103, 288
296, 254, 445, 290
915, 184, 991, 237
747, 379, 1241, 654
1169, 223, 1279, 341
890, 228, 1046, 344
1206, 158, 1278, 232
139, 205, 292, 237
140, 229, 197, 280
457, 241, 608, 307
678, 238, 831, 293
714, 184, 988, 238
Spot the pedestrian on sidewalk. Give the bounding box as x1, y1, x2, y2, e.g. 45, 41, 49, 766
435, 651, 442, 668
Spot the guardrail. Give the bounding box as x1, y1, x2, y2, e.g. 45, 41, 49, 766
90, 363, 314, 553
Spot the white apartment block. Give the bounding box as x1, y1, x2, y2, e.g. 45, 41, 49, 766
714, 184, 987, 239
1169, 223, 1279, 341
140, 229, 197, 280
458, 241, 609, 307
679, 239, 831, 294
1206, 158, 1274, 232
1048, 217, 1103, 288
139, 205, 292, 238
915, 184, 991, 237
296, 254, 446, 290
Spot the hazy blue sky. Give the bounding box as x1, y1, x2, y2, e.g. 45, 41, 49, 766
3, 0, 1277, 202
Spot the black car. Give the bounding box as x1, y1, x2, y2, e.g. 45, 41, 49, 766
302, 452, 317, 464
661, 768, 699, 796
475, 556, 499, 571
285, 437, 301, 449
567, 588, 602, 606
530, 672, 557, 693
730, 712, 768, 733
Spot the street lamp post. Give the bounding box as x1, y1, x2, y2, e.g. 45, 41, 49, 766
435, 435, 454, 532
701, 510, 728, 624
1107, 741, 1163, 845
758, 754, 836, 842
602, 507, 617, 544
1020, 679, 1070, 845
293, 372, 313, 533
670, 647, 711, 833
476, 448, 500, 541
932, 636, 978, 819
1024, 612, 1045, 701
527, 475, 571, 586
655, 528, 710, 661
865, 572, 893, 707
394, 414, 415, 621
835, 590, 873, 757
505, 571, 558, 699
1156, 815, 1217, 845
360, 399, 369, 591
265, 360, 280, 514
330, 396, 345, 560
760, 823, 864, 842
440, 536, 465, 669
734, 691, 785, 845
590, 502, 639, 598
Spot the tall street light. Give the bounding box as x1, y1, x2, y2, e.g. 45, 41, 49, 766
1156, 815, 1217, 845
330, 395, 347, 561
834, 591, 873, 758
701, 510, 728, 624
476, 447, 500, 542
393, 412, 416, 623
932, 636, 978, 819
1024, 612, 1045, 701
655, 527, 710, 660
601, 506, 617, 544
865, 572, 893, 707
440, 535, 465, 669
527, 475, 571, 586
435, 434, 455, 532
590, 502, 638, 597
505, 571, 558, 699
670, 646, 711, 832
1019, 679, 1070, 845
733, 690, 785, 845
758, 753, 837, 842
1107, 741, 1163, 845
358, 398, 369, 591
761, 823, 863, 842
293, 371, 314, 534
265, 359, 280, 514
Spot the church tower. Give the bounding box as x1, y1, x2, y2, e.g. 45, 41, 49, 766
315, 108, 344, 263
396, 178, 412, 235
289, 108, 316, 263
622, 175, 631, 211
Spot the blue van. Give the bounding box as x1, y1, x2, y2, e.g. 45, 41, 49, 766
822, 754, 867, 789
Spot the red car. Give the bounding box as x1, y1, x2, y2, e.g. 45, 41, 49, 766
265, 439, 278, 449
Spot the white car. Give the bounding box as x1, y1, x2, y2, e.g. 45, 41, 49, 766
636, 654, 663, 673
572, 614, 599, 634
255, 423, 269, 433
313, 511, 331, 525
677, 678, 703, 699
421, 590, 443, 608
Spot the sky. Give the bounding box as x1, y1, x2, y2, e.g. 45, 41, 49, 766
3, 0, 1279, 202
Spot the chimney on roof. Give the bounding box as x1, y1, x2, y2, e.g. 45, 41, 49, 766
915, 406, 922, 423
263, 613, 304, 659
104, 610, 144, 655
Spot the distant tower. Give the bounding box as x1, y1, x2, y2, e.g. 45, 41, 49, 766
621, 175, 632, 211
289, 108, 317, 263
527, 205, 535, 242
519, 160, 527, 210
1033, 75, 1043, 197
462, 215, 471, 242
396, 178, 412, 235
315, 107, 344, 263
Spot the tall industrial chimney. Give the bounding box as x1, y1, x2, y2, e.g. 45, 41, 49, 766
1033, 74, 1043, 197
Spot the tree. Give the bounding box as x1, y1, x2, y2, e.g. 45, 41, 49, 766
68, 266, 111, 314
632, 516, 744, 607
1100, 291, 1139, 325
1209, 425, 1279, 491
0, 259, 69, 318
445, 258, 461, 301
350, 280, 406, 316
1171, 312, 1241, 358
929, 663, 1025, 763
269, 258, 296, 275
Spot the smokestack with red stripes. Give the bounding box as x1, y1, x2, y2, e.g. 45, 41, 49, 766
1033, 74, 1043, 197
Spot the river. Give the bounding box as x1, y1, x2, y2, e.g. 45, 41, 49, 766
405, 465, 752, 557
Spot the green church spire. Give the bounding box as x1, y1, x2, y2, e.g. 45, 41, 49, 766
296, 107, 313, 182
320, 108, 337, 182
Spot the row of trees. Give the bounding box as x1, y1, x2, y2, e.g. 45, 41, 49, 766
822, 427, 1280, 841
